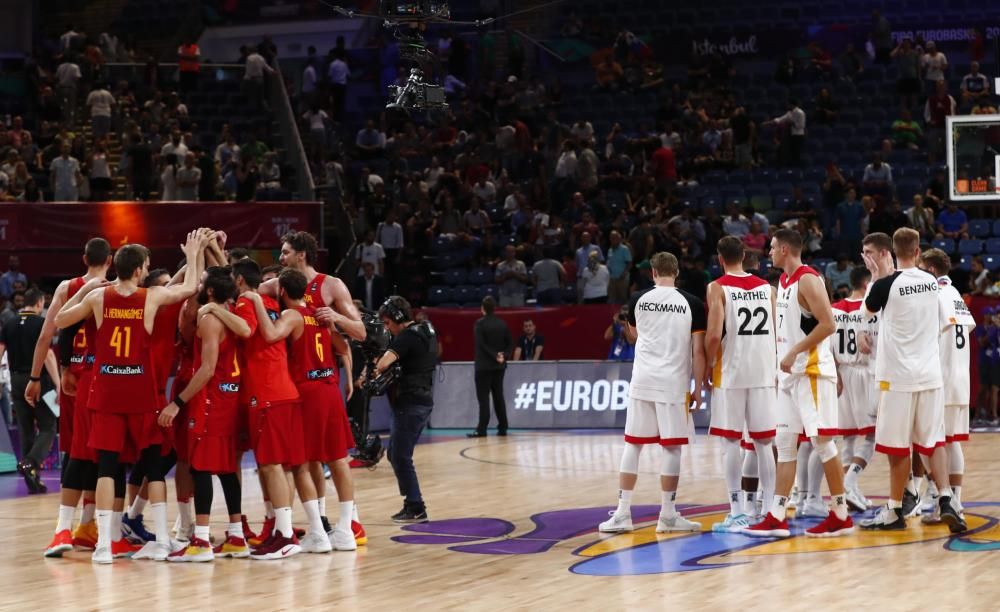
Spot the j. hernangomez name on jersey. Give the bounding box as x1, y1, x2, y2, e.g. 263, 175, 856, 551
638, 301, 688, 314
730, 289, 770, 301
899, 282, 938, 296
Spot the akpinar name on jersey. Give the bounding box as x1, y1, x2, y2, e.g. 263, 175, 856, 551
834, 312, 866, 324
899, 282, 938, 296
637, 301, 687, 314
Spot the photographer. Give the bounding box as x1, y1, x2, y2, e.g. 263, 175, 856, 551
373, 296, 438, 524
605, 304, 635, 361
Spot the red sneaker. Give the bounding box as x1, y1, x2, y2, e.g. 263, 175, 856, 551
743, 513, 791, 538
806, 511, 855, 538
111, 538, 140, 558
293, 527, 306, 539
250, 534, 301, 560
241, 515, 258, 542
44, 530, 74, 558
249, 517, 274, 548
352, 520, 368, 546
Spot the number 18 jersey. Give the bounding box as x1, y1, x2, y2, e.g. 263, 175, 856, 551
711, 273, 776, 389
831, 298, 868, 367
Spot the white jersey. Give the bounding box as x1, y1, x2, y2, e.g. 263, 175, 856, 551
936, 276, 976, 406
627, 285, 706, 404
864, 267, 943, 392
865, 311, 880, 378
831, 298, 869, 368
711, 273, 777, 389
775, 266, 837, 387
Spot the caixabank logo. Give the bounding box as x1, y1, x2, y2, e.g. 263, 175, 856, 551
392, 502, 1000, 575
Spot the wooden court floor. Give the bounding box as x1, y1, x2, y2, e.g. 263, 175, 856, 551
4, 430, 1000, 610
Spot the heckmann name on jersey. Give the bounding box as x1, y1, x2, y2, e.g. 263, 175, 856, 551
636, 301, 688, 314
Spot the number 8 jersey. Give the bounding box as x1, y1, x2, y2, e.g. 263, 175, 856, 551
712, 273, 777, 389
776, 266, 837, 385
830, 298, 868, 367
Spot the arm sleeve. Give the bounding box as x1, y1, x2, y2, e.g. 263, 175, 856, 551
626, 290, 643, 326
681, 290, 708, 333
865, 274, 896, 313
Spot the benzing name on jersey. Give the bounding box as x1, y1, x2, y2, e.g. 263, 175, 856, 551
899, 282, 938, 296
730, 289, 770, 301
307, 368, 334, 380
637, 302, 688, 314
99, 364, 144, 376
103, 307, 143, 320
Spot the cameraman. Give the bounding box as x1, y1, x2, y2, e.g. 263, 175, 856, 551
605, 304, 635, 361
374, 296, 438, 524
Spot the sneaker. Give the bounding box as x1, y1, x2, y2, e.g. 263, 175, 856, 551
91, 546, 113, 564
44, 530, 74, 558
845, 488, 869, 513
132, 540, 171, 561
392, 503, 429, 524
167, 537, 214, 563
352, 520, 368, 546
321, 516, 333, 537
249, 517, 274, 548
743, 513, 791, 538
787, 485, 801, 509
214, 535, 251, 558
656, 514, 702, 533
902, 489, 921, 518
293, 527, 306, 539
121, 514, 155, 544
72, 521, 98, 549
323, 464, 332, 479
598, 511, 633, 533
796, 496, 828, 518
18, 460, 46, 494
299, 531, 332, 554
712, 513, 750, 533
860, 505, 906, 530
939, 497, 968, 534
806, 511, 855, 538
921, 504, 942, 524
111, 538, 139, 558
241, 515, 258, 542
250, 534, 301, 560
332, 527, 357, 551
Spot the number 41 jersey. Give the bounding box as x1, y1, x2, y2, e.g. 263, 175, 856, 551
712, 273, 777, 389
831, 298, 868, 367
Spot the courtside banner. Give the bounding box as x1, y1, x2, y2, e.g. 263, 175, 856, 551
428, 361, 712, 429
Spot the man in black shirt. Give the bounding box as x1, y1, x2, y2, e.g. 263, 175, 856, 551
1, 289, 57, 492
375, 296, 439, 524
512, 319, 544, 361
126, 133, 154, 200
469, 296, 513, 438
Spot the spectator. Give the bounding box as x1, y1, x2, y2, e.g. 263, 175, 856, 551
969, 257, 989, 295
513, 319, 545, 360
356, 119, 386, 160
722, 202, 750, 237
531, 249, 566, 305
768, 99, 806, 166
196, 148, 217, 202
569, 119, 594, 145
55, 57, 82, 126
891, 108, 923, 150
0, 256, 26, 299
352, 261, 387, 311
925, 167, 948, 209
50, 143, 82, 202
87, 143, 113, 201
742, 220, 768, 252
159, 155, 179, 202
825, 254, 854, 298
242, 46, 275, 111
892, 38, 922, 108
821, 162, 847, 235
161, 131, 189, 161
574, 231, 604, 280
471, 177, 497, 206
813, 87, 838, 124
649, 140, 677, 188
376, 209, 404, 283
580, 251, 610, 304
301, 58, 318, 109
936, 201, 969, 240
905, 194, 935, 239
868, 198, 910, 237
176, 152, 202, 200
462, 198, 491, 237
302, 103, 329, 160
60, 24, 82, 51
730, 106, 754, 170
215, 132, 240, 168
604, 304, 635, 361
921, 41, 948, 90
355, 229, 386, 276
259, 152, 281, 190
470, 296, 512, 437
328, 53, 350, 122
836, 187, 866, 256
862, 153, 894, 199
496, 245, 529, 307
85, 83, 115, 140
177, 37, 201, 93
605, 230, 633, 304
960, 61, 990, 109
125, 133, 154, 200
595, 55, 624, 91
871, 10, 892, 63
240, 132, 269, 164
839, 42, 865, 81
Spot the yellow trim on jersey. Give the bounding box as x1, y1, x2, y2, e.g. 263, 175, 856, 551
880, 381, 891, 391
712, 344, 724, 388
804, 346, 821, 376
809, 375, 819, 409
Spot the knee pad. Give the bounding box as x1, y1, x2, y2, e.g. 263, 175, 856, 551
142, 446, 166, 482
97, 450, 120, 479
127, 460, 147, 487
660, 446, 681, 476
948, 442, 965, 475
114, 465, 127, 499
853, 436, 875, 464
63, 459, 86, 491
619, 443, 641, 475
812, 438, 839, 463
776, 432, 798, 463
840, 436, 855, 467
741, 449, 759, 479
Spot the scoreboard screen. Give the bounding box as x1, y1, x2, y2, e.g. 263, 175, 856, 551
947, 114, 1000, 201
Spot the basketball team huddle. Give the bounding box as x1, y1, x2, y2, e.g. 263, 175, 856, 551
31, 229, 369, 563
600, 227, 974, 538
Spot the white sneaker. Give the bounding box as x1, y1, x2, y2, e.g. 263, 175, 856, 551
598, 511, 633, 533
657, 514, 702, 533
712, 513, 750, 533
920, 493, 939, 515
845, 488, 869, 513
796, 496, 828, 518
331, 527, 357, 551
921, 504, 942, 524
788, 486, 801, 509
91, 546, 113, 564
132, 540, 171, 561
299, 531, 333, 554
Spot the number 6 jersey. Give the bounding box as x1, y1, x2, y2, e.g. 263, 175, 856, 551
831, 298, 868, 367
711, 273, 777, 389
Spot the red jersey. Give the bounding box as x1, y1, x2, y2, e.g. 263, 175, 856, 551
190, 324, 241, 436
235, 294, 299, 406
150, 301, 184, 393
89, 287, 158, 414
288, 305, 339, 386
304, 273, 328, 308
66, 277, 94, 374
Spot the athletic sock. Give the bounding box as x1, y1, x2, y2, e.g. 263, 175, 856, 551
96, 510, 112, 550
744, 491, 757, 517
111, 511, 123, 541
318, 496, 327, 518
265, 500, 275, 520
807, 452, 824, 500
56, 505, 76, 533
769, 495, 788, 520
927, 480, 939, 497
906, 475, 920, 496
953, 485, 963, 506
303, 499, 324, 535
177, 500, 194, 535
227, 522, 243, 538
194, 524, 210, 543
615, 489, 633, 515
831, 493, 848, 520
660, 491, 677, 519
338, 501, 353, 531
888, 498, 902, 510
274, 506, 293, 538
844, 463, 864, 490
81, 498, 96, 524
937, 485, 954, 500
352, 502, 360, 522
128, 495, 148, 519
151, 502, 169, 544
729, 490, 743, 516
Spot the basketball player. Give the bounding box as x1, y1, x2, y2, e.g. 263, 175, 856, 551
859, 228, 965, 532
745, 229, 854, 538
599, 252, 706, 534
269, 230, 366, 544
31, 238, 111, 557
919, 248, 975, 524
831, 266, 876, 512
245, 268, 356, 550
164, 267, 248, 561
54, 230, 209, 563
705, 237, 777, 533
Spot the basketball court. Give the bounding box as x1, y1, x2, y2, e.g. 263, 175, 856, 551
6, 429, 1000, 609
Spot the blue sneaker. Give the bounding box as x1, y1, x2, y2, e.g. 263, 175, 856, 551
712, 513, 750, 533
122, 514, 156, 544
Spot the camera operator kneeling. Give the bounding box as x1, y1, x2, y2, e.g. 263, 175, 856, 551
375, 296, 438, 524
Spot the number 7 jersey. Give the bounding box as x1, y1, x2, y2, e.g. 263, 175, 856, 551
776, 266, 837, 385
831, 298, 868, 367
712, 273, 777, 389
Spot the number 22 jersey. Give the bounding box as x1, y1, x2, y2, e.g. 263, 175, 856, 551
711, 273, 777, 389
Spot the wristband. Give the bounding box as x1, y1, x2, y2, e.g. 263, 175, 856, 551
174, 396, 187, 410
29, 376, 41, 383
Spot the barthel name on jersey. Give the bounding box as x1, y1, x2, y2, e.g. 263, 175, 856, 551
99, 364, 144, 376
899, 282, 938, 296
730, 289, 770, 301
834, 312, 866, 324
637, 301, 688, 314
